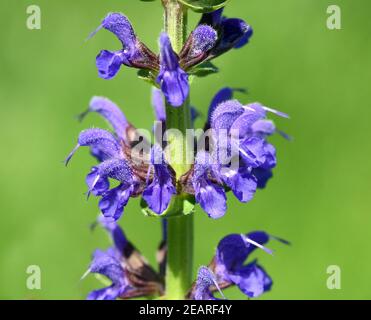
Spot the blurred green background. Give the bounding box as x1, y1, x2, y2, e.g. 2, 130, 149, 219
0, 0, 370, 300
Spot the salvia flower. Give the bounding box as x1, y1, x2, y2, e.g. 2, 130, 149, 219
78, 96, 129, 141
85, 217, 164, 300
90, 11, 252, 108
190, 88, 288, 219
192, 267, 226, 300
192, 150, 227, 219
199, 8, 253, 59
90, 13, 216, 107
85, 220, 287, 300
86, 248, 130, 300
67, 129, 136, 219
156, 26, 218, 107
157, 33, 190, 107
189, 231, 288, 300
213, 232, 274, 298
179, 25, 218, 69
142, 145, 177, 214
91, 13, 159, 79
186, 25, 218, 58
65, 96, 177, 220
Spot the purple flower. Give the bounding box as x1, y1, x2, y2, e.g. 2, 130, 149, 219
227, 104, 283, 172
214, 232, 278, 298
157, 33, 189, 107
64, 128, 121, 166
86, 159, 135, 221
95, 50, 127, 80
68, 95, 207, 220
193, 267, 226, 300
190, 89, 288, 218
179, 25, 218, 69
221, 166, 258, 203
217, 18, 253, 52
86, 248, 130, 300
211, 96, 287, 181
78, 96, 129, 141
210, 99, 245, 131
65, 95, 130, 164
253, 167, 273, 189
85, 166, 109, 196
87, 159, 133, 192
192, 151, 227, 219
66, 97, 140, 221
151, 88, 166, 122
207, 87, 245, 126
190, 231, 287, 300
98, 182, 134, 221
187, 25, 218, 59
86, 217, 164, 300
91, 13, 158, 80
88, 158, 134, 221
199, 8, 253, 59
142, 145, 176, 214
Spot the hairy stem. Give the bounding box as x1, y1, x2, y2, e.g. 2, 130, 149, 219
164, 0, 187, 53
163, 0, 194, 300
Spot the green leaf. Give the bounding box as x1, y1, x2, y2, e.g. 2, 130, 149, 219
141, 194, 195, 218
188, 61, 219, 78
178, 0, 230, 13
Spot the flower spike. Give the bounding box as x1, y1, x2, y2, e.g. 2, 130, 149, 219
66, 2, 291, 301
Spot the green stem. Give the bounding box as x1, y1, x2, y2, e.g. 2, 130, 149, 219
163, 0, 193, 300
164, 0, 187, 53
166, 214, 194, 299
